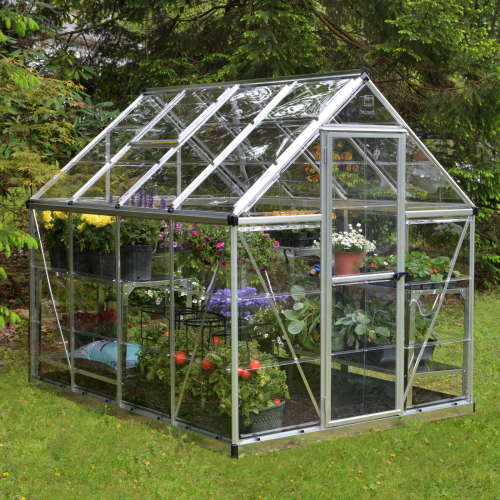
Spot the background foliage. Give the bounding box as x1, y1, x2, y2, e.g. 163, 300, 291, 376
1, 0, 500, 290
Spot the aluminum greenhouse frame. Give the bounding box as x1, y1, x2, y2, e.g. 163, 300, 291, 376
28, 69, 476, 456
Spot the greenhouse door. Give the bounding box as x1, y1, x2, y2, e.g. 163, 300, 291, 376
319, 126, 407, 428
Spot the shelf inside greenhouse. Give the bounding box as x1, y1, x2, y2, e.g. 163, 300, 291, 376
28, 69, 476, 456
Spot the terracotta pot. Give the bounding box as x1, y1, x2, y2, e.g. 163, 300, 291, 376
334, 251, 366, 276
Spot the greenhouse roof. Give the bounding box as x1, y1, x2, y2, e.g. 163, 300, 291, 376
31, 69, 473, 221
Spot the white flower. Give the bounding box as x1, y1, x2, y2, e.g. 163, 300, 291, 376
147, 290, 153, 298
356, 223, 361, 227
155, 299, 161, 305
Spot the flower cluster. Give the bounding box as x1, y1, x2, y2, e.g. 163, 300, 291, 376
60, 310, 117, 337
314, 223, 376, 253
77, 214, 115, 233
207, 287, 273, 320
42, 211, 68, 230
41, 211, 70, 248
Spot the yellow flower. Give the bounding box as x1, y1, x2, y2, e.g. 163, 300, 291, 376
81, 214, 115, 228
55, 473, 60, 477
3, 472, 8, 476
45, 223, 54, 230
77, 223, 86, 233
53, 211, 68, 220
390, 454, 396, 457
43, 211, 53, 224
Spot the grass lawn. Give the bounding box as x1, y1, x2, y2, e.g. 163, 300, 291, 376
0, 291, 499, 499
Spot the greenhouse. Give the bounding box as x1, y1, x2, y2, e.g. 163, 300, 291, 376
27, 69, 476, 456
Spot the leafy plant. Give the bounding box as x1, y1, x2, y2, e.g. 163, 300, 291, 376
120, 217, 158, 248
40, 211, 69, 249
73, 214, 115, 252
282, 285, 321, 352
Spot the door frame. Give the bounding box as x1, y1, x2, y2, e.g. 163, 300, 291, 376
319, 125, 407, 428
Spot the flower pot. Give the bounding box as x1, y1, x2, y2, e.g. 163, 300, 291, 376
73, 249, 93, 274
367, 344, 436, 366
48, 246, 68, 270
239, 401, 285, 434
88, 251, 116, 278
120, 245, 153, 281
334, 251, 366, 276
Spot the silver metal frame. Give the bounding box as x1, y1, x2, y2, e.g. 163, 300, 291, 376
118, 85, 241, 207
33, 95, 145, 200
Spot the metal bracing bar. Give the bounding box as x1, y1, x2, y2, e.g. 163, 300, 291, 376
330, 271, 396, 285
233, 78, 364, 216
365, 81, 474, 208
105, 131, 111, 200
327, 118, 398, 195
72, 91, 186, 202
407, 218, 469, 225
175, 238, 229, 418
320, 130, 333, 428
33, 94, 145, 200
238, 214, 322, 225
33, 215, 71, 367
118, 85, 240, 207
468, 216, 475, 401
230, 226, 239, 444
403, 218, 470, 403
395, 132, 407, 412
239, 231, 320, 417
172, 83, 297, 209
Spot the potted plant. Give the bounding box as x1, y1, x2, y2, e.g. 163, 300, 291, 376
314, 223, 376, 275
120, 217, 159, 280
74, 213, 116, 276
41, 211, 69, 269
205, 342, 289, 433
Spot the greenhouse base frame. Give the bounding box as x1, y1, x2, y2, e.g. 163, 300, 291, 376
30, 376, 474, 457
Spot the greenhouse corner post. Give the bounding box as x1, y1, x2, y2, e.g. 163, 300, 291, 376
468, 216, 475, 402
116, 216, 123, 406
396, 131, 407, 412
69, 211, 75, 390
320, 130, 333, 428
169, 219, 176, 424
28, 208, 35, 379
230, 225, 239, 455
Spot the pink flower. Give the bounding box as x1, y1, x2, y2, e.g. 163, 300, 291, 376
266, 233, 270, 239
204, 236, 210, 242
221, 261, 227, 268
189, 224, 195, 228
158, 234, 163, 241
173, 242, 178, 248
274, 241, 280, 248
197, 245, 203, 251
215, 249, 222, 255
193, 230, 198, 236
159, 243, 164, 248
237, 256, 242, 263
216, 242, 225, 248
161, 221, 167, 228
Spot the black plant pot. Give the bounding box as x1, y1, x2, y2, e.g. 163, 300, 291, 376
120, 245, 153, 281
88, 251, 116, 278
73, 249, 93, 274
366, 344, 436, 366
48, 246, 68, 270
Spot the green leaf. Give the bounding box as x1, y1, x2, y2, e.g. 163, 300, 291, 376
283, 309, 299, 321
293, 302, 304, 311
332, 336, 344, 351
354, 323, 366, 336
290, 284, 306, 301
288, 319, 304, 335
375, 326, 391, 337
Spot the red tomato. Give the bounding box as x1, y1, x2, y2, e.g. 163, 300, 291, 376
201, 359, 214, 371
249, 360, 260, 371
240, 370, 251, 380
175, 352, 186, 365
273, 398, 281, 404
237, 367, 244, 377
164, 331, 169, 337
212, 336, 221, 346
238, 352, 242, 359
433, 268, 438, 274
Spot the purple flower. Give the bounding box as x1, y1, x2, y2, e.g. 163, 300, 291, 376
158, 234, 164, 241
197, 245, 203, 251
215, 249, 222, 255
266, 233, 270, 239
160, 198, 167, 210
161, 220, 167, 228
183, 230, 188, 235
159, 243, 165, 248
109, 192, 114, 204
221, 261, 227, 268
204, 236, 210, 243
181, 243, 187, 250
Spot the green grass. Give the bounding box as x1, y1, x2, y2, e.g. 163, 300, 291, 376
1, 292, 500, 499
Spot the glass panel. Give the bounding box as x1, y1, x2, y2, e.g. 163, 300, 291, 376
335, 87, 399, 125
407, 340, 468, 407
39, 161, 105, 200
406, 138, 466, 206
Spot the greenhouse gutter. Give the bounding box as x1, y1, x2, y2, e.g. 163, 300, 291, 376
31, 376, 474, 458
